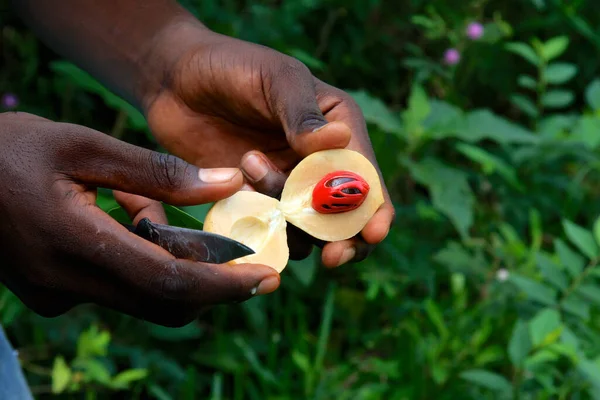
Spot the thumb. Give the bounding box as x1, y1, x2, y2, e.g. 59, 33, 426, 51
267, 58, 350, 156
60, 124, 243, 205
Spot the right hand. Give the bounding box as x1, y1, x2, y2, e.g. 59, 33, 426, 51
0, 112, 280, 327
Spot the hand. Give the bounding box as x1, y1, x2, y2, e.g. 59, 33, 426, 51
144, 31, 395, 267
0, 112, 280, 327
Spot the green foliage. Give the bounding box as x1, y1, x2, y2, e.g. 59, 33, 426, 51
51, 325, 148, 395
3, 0, 600, 399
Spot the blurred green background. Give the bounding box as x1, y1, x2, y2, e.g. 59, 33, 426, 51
3, 0, 600, 398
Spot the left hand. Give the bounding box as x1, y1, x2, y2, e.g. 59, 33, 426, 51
142, 31, 395, 268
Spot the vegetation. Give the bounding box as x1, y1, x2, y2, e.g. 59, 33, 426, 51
3, 0, 600, 398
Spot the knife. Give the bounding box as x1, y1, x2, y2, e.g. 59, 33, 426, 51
123, 218, 255, 264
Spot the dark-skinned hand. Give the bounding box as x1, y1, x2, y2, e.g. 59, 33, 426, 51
0, 112, 280, 327
144, 31, 395, 267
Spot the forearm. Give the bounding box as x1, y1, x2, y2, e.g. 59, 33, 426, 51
11, 0, 208, 111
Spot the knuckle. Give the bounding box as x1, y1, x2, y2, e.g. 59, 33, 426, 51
149, 152, 189, 190
273, 56, 311, 80
148, 261, 198, 302
338, 92, 362, 114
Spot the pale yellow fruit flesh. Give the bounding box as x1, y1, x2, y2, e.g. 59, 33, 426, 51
204, 191, 289, 272
203, 149, 385, 272
279, 149, 385, 242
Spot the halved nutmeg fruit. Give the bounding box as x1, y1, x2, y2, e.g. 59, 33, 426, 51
203, 149, 385, 272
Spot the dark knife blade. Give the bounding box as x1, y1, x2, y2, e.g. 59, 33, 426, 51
123, 218, 254, 264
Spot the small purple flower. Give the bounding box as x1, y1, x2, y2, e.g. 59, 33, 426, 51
443, 48, 461, 65
466, 22, 484, 40
1, 93, 19, 109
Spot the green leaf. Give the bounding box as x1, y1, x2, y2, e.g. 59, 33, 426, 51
460, 110, 539, 144
576, 284, 600, 306
180, 203, 213, 223
455, 143, 522, 190
149, 384, 174, 400
422, 99, 464, 135
529, 308, 562, 347
291, 350, 311, 373
545, 63, 578, 84
505, 42, 540, 66
405, 158, 474, 238
510, 94, 539, 118
50, 61, 148, 131
402, 83, 431, 137
541, 36, 569, 61
509, 274, 557, 306
52, 356, 72, 394
111, 369, 148, 389
555, 239, 585, 278
536, 253, 568, 291
538, 114, 577, 139
233, 335, 278, 386
460, 369, 512, 393
424, 298, 448, 339
407, 83, 431, 122
578, 359, 600, 389
542, 90, 574, 108
508, 320, 532, 366
594, 216, 600, 247
96, 189, 119, 212
561, 294, 590, 320
517, 75, 537, 90
570, 116, 600, 150
561, 326, 581, 355
287, 248, 319, 287
162, 204, 204, 230
107, 206, 132, 224
585, 79, 600, 111
81, 359, 112, 385
76, 325, 111, 359
347, 90, 403, 134
107, 204, 204, 230
524, 349, 559, 370
562, 220, 599, 259
546, 342, 578, 362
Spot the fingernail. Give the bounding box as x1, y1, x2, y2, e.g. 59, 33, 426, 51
241, 154, 269, 182
312, 123, 329, 133
253, 276, 279, 296
199, 168, 239, 183
337, 247, 356, 267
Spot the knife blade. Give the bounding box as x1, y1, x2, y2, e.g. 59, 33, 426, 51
123, 218, 255, 264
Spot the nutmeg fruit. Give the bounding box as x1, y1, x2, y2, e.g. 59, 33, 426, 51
203, 149, 385, 272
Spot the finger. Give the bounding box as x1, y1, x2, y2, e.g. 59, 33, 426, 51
56, 122, 244, 205
267, 57, 350, 157
315, 80, 396, 244
361, 202, 395, 244
67, 205, 281, 309
321, 237, 375, 268
287, 224, 314, 261
240, 151, 288, 199
113, 191, 168, 225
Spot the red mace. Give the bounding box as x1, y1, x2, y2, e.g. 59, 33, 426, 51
311, 171, 370, 214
